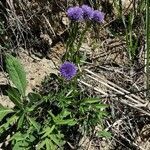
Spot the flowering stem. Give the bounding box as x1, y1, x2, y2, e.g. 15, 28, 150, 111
73, 23, 90, 63
65, 22, 79, 60
67, 22, 79, 50
76, 23, 89, 51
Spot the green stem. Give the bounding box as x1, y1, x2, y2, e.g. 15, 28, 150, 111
76, 23, 89, 51
65, 22, 79, 60
73, 23, 90, 63
146, 0, 150, 99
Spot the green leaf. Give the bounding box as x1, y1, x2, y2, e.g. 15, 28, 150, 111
45, 138, 51, 150
0, 104, 14, 121
6, 54, 27, 96
10, 132, 25, 141
49, 134, 60, 146
81, 98, 100, 104
45, 138, 57, 150
48, 111, 76, 126
11, 132, 29, 150
0, 114, 18, 134
55, 119, 77, 126
7, 86, 22, 108
98, 130, 112, 139
17, 112, 25, 129
37, 140, 46, 150
12, 142, 24, 150
27, 117, 40, 131
61, 110, 71, 118
94, 104, 108, 109
28, 92, 41, 102
48, 111, 56, 120
41, 125, 55, 139
28, 134, 36, 142
26, 101, 43, 112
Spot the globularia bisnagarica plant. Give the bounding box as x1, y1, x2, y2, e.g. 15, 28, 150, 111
0, 4, 109, 150
0, 54, 108, 149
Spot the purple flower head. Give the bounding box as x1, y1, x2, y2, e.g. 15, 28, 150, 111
67, 6, 83, 21
81, 5, 93, 20
92, 10, 104, 23
60, 62, 77, 80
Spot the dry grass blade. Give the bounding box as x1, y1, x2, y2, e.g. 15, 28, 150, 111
79, 69, 150, 116
42, 14, 56, 37
84, 69, 145, 104
112, 128, 146, 150
86, 74, 145, 107
78, 79, 108, 96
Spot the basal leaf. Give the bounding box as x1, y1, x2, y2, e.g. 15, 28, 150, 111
7, 86, 22, 108
6, 54, 27, 96
0, 104, 14, 121
28, 92, 41, 102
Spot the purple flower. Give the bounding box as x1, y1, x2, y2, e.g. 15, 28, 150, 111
67, 6, 83, 21
92, 10, 104, 23
60, 62, 77, 80
81, 5, 93, 20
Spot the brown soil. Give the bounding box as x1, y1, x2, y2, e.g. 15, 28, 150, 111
0, 49, 57, 108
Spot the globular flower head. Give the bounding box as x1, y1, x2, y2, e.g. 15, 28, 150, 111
60, 61, 77, 80
92, 10, 104, 23
67, 6, 83, 21
81, 5, 93, 20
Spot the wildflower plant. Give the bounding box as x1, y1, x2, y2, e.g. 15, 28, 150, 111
0, 3, 108, 150
65, 4, 104, 63
0, 53, 109, 149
